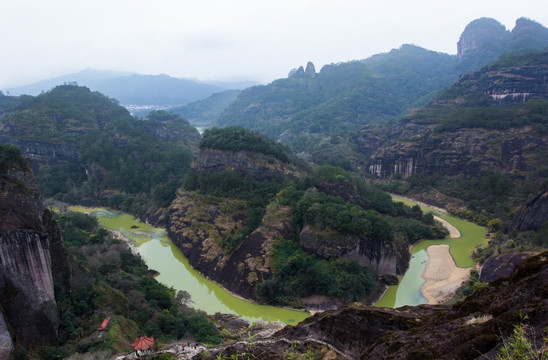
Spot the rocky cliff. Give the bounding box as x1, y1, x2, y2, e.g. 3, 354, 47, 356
298, 225, 408, 276
368, 57, 548, 180
299, 180, 409, 276
194, 148, 303, 181
0, 148, 71, 350
511, 183, 548, 232
195, 252, 548, 360
457, 17, 548, 66
167, 191, 295, 299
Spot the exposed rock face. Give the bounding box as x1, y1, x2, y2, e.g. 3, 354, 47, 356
511, 184, 548, 231
457, 18, 509, 59
0, 167, 70, 348
305, 62, 316, 77
194, 148, 303, 181
457, 17, 548, 63
458, 64, 548, 102
298, 225, 408, 276
479, 252, 536, 283
198, 252, 548, 360
367, 63, 548, 180
356, 124, 388, 157
0, 134, 81, 173
167, 191, 295, 299
368, 126, 545, 179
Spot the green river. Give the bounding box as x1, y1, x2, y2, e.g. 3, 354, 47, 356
375, 196, 488, 308
69, 206, 309, 325
69, 194, 487, 321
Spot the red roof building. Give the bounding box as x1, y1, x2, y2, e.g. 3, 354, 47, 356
97, 317, 111, 331
131, 335, 155, 352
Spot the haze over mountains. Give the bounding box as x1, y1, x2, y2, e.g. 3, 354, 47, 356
1, 16, 548, 360
4, 68, 257, 110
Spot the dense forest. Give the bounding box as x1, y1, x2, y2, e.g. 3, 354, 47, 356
180, 126, 448, 306
0, 85, 200, 219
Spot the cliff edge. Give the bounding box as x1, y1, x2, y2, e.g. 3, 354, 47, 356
0, 145, 70, 351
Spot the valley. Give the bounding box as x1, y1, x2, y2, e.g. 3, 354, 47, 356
68, 205, 309, 325
1, 15, 548, 360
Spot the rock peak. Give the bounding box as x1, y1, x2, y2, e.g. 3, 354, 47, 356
288, 62, 316, 78
457, 17, 508, 58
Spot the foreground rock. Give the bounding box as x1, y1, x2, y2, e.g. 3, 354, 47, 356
0, 153, 71, 350
195, 252, 548, 359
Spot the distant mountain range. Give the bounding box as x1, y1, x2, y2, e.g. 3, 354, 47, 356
4, 68, 258, 107
212, 17, 548, 169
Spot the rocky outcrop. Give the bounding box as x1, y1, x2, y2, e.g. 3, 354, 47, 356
167, 191, 295, 299
194, 148, 303, 181
368, 127, 544, 179
457, 17, 548, 63
479, 252, 536, 282
298, 225, 408, 276
457, 18, 509, 59
456, 63, 548, 103
305, 62, 316, 78
0, 166, 71, 349
196, 252, 548, 360
367, 61, 548, 180
0, 134, 80, 173
511, 183, 548, 231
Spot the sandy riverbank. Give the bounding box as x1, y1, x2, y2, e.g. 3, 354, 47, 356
421, 245, 471, 304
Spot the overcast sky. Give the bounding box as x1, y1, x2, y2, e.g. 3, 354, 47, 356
1, 0, 547, 88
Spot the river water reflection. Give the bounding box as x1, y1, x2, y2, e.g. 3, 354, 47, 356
69, 206, 309, 325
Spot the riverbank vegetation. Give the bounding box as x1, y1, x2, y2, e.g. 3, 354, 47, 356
250, 165, 449, 305
42, 210, 220, 359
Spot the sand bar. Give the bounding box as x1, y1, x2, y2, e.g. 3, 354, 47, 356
421, 244, 471, 304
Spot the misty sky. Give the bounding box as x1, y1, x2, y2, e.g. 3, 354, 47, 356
1, 0, 547, 88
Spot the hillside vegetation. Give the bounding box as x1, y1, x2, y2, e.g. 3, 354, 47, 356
0, 85, 200, 219
216, 45, 457, 168
369, 50, 548, 259
171, 127, 448, 305
39, 210, 221, 359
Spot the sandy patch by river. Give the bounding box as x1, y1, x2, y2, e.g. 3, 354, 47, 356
421, 245, 471, 304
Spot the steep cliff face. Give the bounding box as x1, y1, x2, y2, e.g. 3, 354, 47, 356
194, 148, 303, 181
199, 252, 548, 360
457, 17, 548, 66
0, 134, 81, 169
298, 225, 408, 275
167, 191, 295, 299
457, 18, 510, 59
0, 156, 70, 348
511, 183, 548, 231
368, 60, 548, 180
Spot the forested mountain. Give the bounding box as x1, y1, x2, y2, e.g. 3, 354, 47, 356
0, 85, 200, 218
457, 17, 548, 69
367, 50, 548, 256
168, 89, 242, 130
216, 45, 457, 168
197, 17, 548, 171
168, 127, 447, 304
